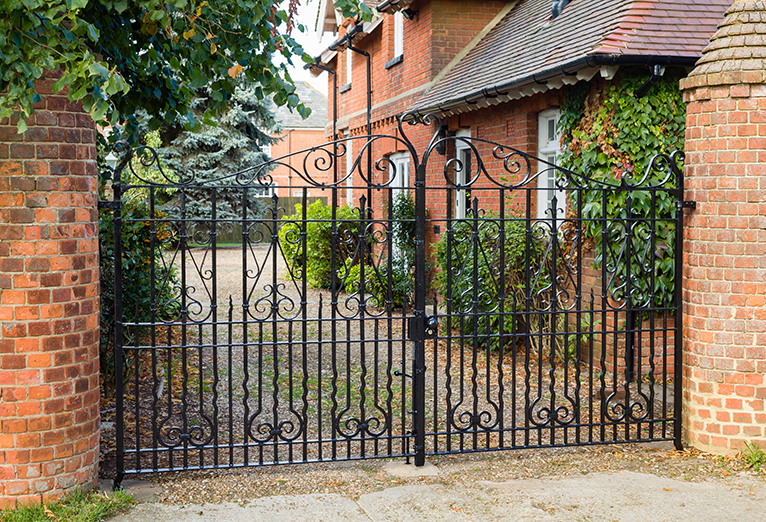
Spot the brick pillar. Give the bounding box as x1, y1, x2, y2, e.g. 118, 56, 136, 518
680, 0, 766, 454
0, 73, 100, 506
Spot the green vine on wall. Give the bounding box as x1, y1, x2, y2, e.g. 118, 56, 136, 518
557, 67, 686, 307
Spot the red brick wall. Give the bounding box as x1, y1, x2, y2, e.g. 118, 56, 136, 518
0, 73, 100, 506
330, 0, 507, 136
680, 1, 766, 454
269, 128, 332, 197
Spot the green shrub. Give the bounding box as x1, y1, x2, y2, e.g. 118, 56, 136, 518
433, 212, 550, 352
343, 254, 413, 309
340, 192, 417, 308
278, 200, 361, 289
99, 200, 178, 397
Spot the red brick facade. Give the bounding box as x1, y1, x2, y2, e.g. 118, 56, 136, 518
270, 128, 331, 197
0, 72, 100, 506
680, 0, 766, 454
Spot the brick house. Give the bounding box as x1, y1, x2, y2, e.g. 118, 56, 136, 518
268, 81, 329, 198
309, 0, 731, 368
311, 0, 729, 212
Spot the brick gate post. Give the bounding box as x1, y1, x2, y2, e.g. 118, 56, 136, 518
0, 72, 100, 506
680, 0, 766, 454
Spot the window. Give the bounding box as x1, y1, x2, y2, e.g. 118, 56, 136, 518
394, 11, 404, 59
252, 183, 274, 198
346, 48, 353, 86
389, 152, 410, 259
454, 129, 471, 219
389, 152, 410, 202
346, 137, 354, 205
537, 109, 565, 220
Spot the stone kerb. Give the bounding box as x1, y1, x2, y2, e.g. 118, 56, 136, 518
0, 72, 100, 506
680, 0, 766, 454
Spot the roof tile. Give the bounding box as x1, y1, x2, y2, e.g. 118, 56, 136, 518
410, 0, 731, 114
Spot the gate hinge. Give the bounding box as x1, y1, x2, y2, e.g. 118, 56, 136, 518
98, 200, 120, 210
682, 200, 696, 210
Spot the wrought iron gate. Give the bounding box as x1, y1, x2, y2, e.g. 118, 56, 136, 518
108, 114, 685, 484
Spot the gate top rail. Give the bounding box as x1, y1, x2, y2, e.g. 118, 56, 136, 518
110, 113, 683, 193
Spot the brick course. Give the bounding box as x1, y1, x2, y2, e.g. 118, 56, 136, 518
680, 0, 766, 454
0, 70, 100, 507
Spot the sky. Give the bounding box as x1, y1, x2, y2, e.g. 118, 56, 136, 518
285, 0, 334, 95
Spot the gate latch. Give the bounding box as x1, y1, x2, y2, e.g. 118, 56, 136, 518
425, 316, 438, 338
406, 316, 439, 340
682, 200, 697, 210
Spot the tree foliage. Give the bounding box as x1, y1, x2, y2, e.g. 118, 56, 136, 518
157, 81, 279, 220
0, 0, 313, 135
557, 68, 686, 307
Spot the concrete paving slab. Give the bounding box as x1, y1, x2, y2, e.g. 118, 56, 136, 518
111, 494, 367, 522
111, 471, 766, 522
381, 461, 439, 478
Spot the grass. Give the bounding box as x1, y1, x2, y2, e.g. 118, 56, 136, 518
0, 489, 135, 522
741, 441, 766, 472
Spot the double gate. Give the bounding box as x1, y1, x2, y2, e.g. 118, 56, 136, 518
108, 113, 686, 484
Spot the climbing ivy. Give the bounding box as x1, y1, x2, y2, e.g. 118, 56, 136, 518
557, 68, 686, 308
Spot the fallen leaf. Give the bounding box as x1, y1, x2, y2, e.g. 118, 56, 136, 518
228, 64, 243, 78
663, 487, 672, 491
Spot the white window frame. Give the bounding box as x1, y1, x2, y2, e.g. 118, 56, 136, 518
346, 137, 354, 205
454, 129, 472, 220
346, 48, 353, 86
253, 183, 274, 198
388, 152, 410, 202
537, 109, 565, 220
389, 151, 410, 260
393, 11, 404, 59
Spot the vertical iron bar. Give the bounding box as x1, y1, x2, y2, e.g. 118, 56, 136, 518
673, 158, 685, 450
317, 293, 324, 460
301, 191, 309, 461
270, 194, 280, 464
412, 164, 427, 466
149, 186, 159, 471
470, 198, 480, 451
211, 189, 219, 467
179, 190, 189, 470
445, 190, 453, 453
599, 189, 608, 443
523, 188, 532, 447
498, 191, 506, 449
241, 189, 250, 466
113, 168, 124, 487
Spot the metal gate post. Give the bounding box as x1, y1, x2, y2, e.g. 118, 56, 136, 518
412, 164, 427, 466
673, 154, 687, 451
112, 166, 125, 488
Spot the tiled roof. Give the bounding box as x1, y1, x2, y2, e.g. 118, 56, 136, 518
409, 0, 730, 114
274, 82, 328, 129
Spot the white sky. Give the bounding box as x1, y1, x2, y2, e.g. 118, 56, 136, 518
285, 0, 334, 95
